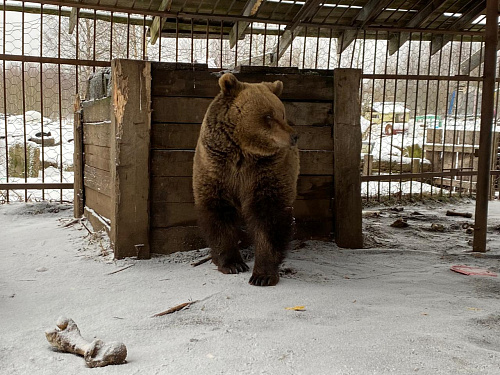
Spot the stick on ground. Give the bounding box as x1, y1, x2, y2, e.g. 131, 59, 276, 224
191, 256, 212, 267
446, 210, 473, 218
152, 301, 196, 317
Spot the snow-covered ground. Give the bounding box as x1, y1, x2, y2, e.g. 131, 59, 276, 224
2, 200, 500, 374
0, 111, 74, 202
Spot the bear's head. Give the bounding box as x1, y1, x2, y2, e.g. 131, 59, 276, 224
218, 73, 298, 156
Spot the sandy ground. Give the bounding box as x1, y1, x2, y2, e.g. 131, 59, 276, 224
2, 200, 500, 374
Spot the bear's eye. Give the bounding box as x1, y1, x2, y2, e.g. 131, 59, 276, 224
265, 114, 273, 121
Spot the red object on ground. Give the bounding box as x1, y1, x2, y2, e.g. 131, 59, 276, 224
450, 265, 497, 277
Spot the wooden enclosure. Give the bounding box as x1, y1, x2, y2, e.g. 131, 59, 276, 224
425, 128, 500, 193
75, 60, 362, 259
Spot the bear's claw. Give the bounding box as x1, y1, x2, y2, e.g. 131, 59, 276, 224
249, 274, 279, 287
218, 261, 249, 274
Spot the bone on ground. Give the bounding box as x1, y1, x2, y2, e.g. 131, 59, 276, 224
45, 317, 127, 368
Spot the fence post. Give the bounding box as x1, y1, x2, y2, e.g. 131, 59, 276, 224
333, 68, 363, 248
110, 59, 151, 259
363, 154, 373, 176
73, 95, 84, 218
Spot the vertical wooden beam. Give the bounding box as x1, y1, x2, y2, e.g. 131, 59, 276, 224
111, 59, 152, 259
333, 69, 363, 248
73, 95, 84, 218
473, 0, 498, 252
149, 0, 173, 45
229, 0, 264, 49
337, 0, 391, 54
388, 0, 445, 56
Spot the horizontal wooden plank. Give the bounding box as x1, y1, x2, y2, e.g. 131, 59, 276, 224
294, 199, 332, 219
151, 176, 194, 203
295, 218, 333, 240
151, 202, 198, 228
82, 97, 111, 123
151, 175, 332, 203
151, 68, 333, 100
84, 144, 111, 172
151, 123, 201, 150
84, 206, 110, 234
299, 150, 334, 175
152, 97, 333, 126
83, 121, 111, 148
151, 199, 332, 229
151, 150, 333, 177
149, 219, 332, 254
151, 123, 333, 151
84, 164, 111, 197
150, 226, 207, 254
151, 150, 195, 177
296, 176, 333, 200
85, 187, 112, 220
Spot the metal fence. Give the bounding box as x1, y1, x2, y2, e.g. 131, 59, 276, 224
0, 1, 497, 203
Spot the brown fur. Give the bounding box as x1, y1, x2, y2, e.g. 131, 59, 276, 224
193, 73, 299, 286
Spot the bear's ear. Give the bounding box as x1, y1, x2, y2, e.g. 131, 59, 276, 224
264, 80, 283, 97
219, 73, 243, 96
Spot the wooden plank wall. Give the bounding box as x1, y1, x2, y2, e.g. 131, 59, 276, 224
81, 97, 112, 232
150, 63, 334, 254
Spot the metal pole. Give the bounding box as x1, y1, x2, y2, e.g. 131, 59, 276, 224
473, 0, 498, 252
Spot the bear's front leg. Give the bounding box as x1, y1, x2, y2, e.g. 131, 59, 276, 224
197, 199, 249, 274
246, 204, 294, 287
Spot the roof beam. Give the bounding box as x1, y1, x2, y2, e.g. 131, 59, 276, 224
229, 0, 264, 48
430, 0, 486, 55
337, 0, 392, 54
460, 41, 500, 74
271, 0, 323, 64
149, 0, 173, 45
388, 0, 445, 55
68, 0, 80, 34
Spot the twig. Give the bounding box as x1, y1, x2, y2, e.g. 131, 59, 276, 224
62, 218, 81, 228
106, 264, 134, 275
191, 256, 212, 267
151, 301, 197, 317
80, 220, 93, 235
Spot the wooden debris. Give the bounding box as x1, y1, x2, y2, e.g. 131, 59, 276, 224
152, 301, 196, 317
390, 218, 409, 228
362, 211, 381, 218
106, 264, 134, 275
446, 210, 472, 218
191, 256, 212, 267
285, 306, 306, 311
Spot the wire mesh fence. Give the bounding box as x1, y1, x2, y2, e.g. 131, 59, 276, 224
0, 1, 497, 204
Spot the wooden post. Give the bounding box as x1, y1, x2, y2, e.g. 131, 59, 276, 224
473, 0, 498, 253
111, 59, 152, 259
73, 95, 84, 218
411, 159, 420, 173
363, 154, 373, 176
333, 69, 363, 248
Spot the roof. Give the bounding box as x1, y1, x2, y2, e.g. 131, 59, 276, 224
372, 102, 411, 114
27, 1, 492, 53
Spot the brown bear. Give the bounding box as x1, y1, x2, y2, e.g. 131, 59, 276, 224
193, 73, 299, 287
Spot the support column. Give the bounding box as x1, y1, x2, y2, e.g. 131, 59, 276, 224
333, 68, 363, 248
473, 0, 498, 252
111, 59, 152, 259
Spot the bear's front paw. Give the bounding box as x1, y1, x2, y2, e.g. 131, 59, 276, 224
218, 261, 249, 274
249, 273, 279, 287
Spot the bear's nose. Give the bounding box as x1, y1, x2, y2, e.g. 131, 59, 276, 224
290, 133, 299, 146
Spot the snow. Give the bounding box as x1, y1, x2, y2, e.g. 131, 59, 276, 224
2, 200, 500, 374
0, 111, 74, 202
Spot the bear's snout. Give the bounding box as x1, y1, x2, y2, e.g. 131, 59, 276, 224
290, 133, 299, 146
